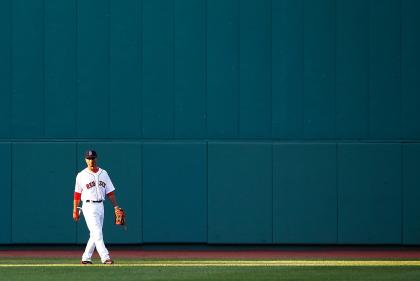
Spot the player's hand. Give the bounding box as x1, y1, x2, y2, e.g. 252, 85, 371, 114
73, 210, 79, 221
114, 207, 126, 226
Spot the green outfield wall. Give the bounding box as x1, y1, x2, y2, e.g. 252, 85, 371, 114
0, 0, 419, 245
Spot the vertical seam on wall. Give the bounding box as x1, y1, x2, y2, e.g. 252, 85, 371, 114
10, 143, 13, 243
140, 143, 144, 243
401, 144, 404, 244
206, 141, 209, 243
139, 0, 143, 138
8, 0, 13, 240
204, 0, 208, 138
9, 0, 13, 138
399, 0, 403, 141
399, 1, 403, 244
237, 0, 241, 138
302, 0, 305, 138
172, 0, 175, 138
204, 0, 209, 242
75, 0, 79, 137
42, 0, 46, 138
367, 1, 370, 139
269, 0, 274, 243
204, 2, 209, 243
336, 142, 339, 244
107, 0, 111, 137
271, 143, 274, 244
333, 0, 337, 140
269, 0, 273, 140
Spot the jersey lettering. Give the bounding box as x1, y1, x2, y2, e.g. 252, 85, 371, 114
75, 168, 115, 201
85, 181, 96, 189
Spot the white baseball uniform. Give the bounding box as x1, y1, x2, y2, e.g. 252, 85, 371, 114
74, 167, 115, 263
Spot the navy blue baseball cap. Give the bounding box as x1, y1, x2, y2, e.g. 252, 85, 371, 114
85, 150, 97, 159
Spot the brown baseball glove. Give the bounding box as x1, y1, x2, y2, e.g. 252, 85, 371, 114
114, 207, 126, 226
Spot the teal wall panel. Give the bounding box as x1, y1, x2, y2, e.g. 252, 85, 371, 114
369, 0, 401, 139
77, 0, 109, 138
45, 0, 77, 137
208, 143, 272, 243
338, 144, 402, 244
12, 143, 77, 243
1, 0, 420, 245
402, 144, 420, 244
303, 0, 335, 138
206, 0, 239, 138
174, 0, 206, 138
0, 0, 418, 142
0, 144, 11, 243
335, 0, 369, 139
402, 0, 420, 139
271, 0, 303, 139
0, 0, 11, 138
109, 0, 142, 138
273, 144, 337, 243
142, 0, 174, 138
239, 0, 271, 138
12, 0, 44, 138
142, 143, 207, 242
76, 143, 142, 244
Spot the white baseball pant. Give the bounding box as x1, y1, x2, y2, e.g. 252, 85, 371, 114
81, 202, 110, 263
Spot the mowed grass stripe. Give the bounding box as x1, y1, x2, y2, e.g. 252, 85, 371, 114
2, 260, 420, 267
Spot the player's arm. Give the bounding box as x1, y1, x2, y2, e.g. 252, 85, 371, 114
73, 175, 83, 221
107, 191, 126, 226
105, 172, 118, 208
73, 192, 81, 221
107, 191, 119, 208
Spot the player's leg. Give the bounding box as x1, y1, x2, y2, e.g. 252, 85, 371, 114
90, 203, 111, 263
81, 236, 96, 262
81, 204, 99, 262
97, 204, 113, 263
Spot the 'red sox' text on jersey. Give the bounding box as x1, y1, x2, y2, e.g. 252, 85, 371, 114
75, 168, 115, 202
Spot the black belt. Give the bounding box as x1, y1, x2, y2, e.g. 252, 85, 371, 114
85, 200, 103, 203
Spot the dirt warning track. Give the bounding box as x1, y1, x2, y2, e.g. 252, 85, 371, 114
1, 247, 420, 259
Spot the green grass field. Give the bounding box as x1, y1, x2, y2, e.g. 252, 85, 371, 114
1, 258, 420, 281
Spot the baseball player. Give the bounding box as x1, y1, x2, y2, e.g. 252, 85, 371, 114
72, 150, 121, 265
